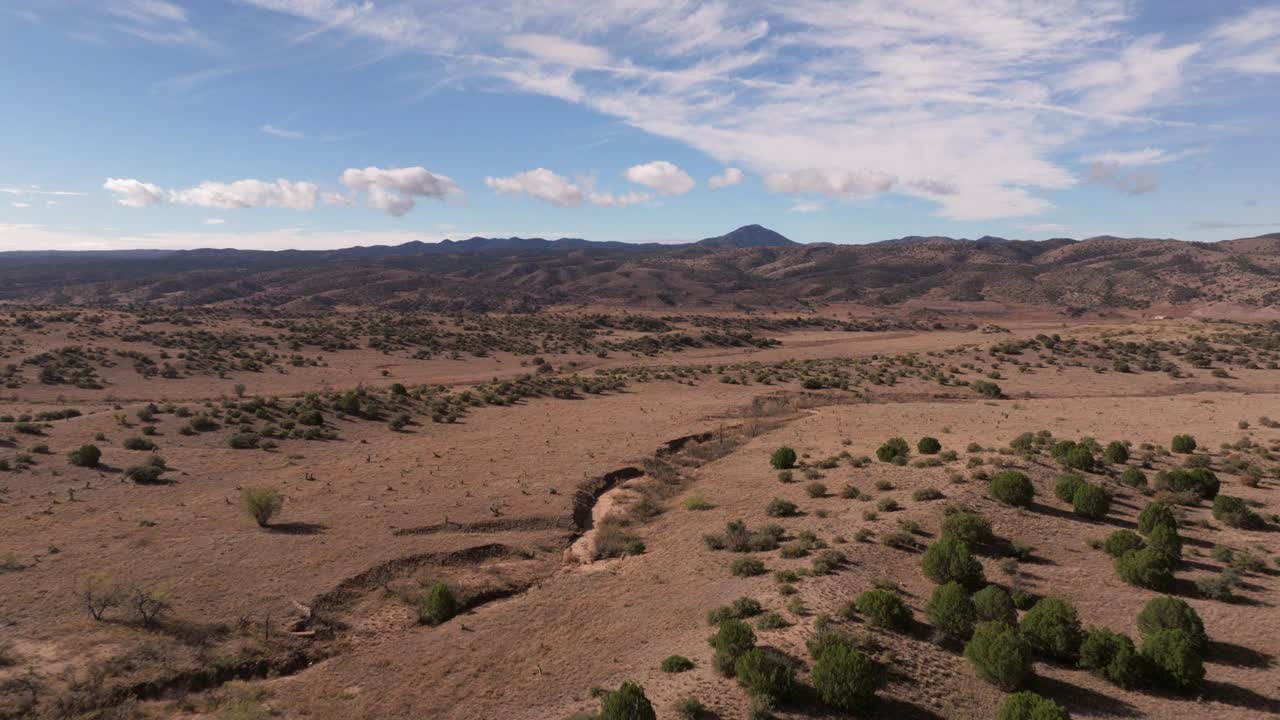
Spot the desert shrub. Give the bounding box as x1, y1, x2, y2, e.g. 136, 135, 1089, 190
777, 470, 793, 483
660, 655, 694, 673
1078, 627, 1145, 689
1019, 598, 1083, 662
242, 486, 283, 527
756, 611, 789, 630
917, 437, 942, 455
420, 582, 457, 625
1136, 597, 1207, 653
765, 498, 797, 517
735, 649, 796, 701
709, 619, 756, 676
927, 581, 976, 640
600, 682, 657, 720
972, 585, 1017, 624
1072, 483, 1111, 520
1170, 434, 1197, 454
997, 692, 1071, 720
973, 380, 1002, 398
674, 697, 706, 720
1102, 530, 1145, 558
1154, 467, 1219, 500
812, 549, 846, 575
227, 432, 261, 450
921, 535, 985, 589
964, 622, 1031, 690
684, 496, 712, 511
941, 510, 993, 546
876, 497, 900, 512
912, 487, 945, 501
122, 436, 156, 451
189, 414, 218, 432
770, 447, 797, 470
990, 471, 1034, 507
854, 589, 911, 631
811, 642, 880, 712
67, 444, 101, 468
1137, 502, 1177, 535
1212, 495, 1265, 530
876, 437, 910, 463
124, 465, 165, 484
1119, 466, 1147, 488
1115, 549, 1173, 591
1063, 445, 1095, 472
1103, 441, 1130, 465
1054, 473, 1086, 503
1142, 630, 1204, 692
805, 482, 827, 498
730, 558, 766, 577
1146, 523, 1182, 564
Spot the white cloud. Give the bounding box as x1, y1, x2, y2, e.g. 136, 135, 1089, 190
708, 167, 743, 189
203, 217, 226, 225
108, 0, 187, 25
486, 168, 650, 207
1087, 163, 1158, 195
104, 177, 169, 207
340, 166, 461, 217
261, 124, 305, 140
763, 169, 895, 197
624, 161, 694, 195
587, 190, 651, 207
11, 202, 31, 209
1080, 148, 1181, 166
1210, 8, 1280, 48
170, 179, 319, 210
1058, 36, 1201, 115
503, 34, 609, 66
107, 0, 210, 47
787, 200, 823, 214
0, 185, 86, 197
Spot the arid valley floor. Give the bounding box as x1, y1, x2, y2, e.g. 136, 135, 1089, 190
1, 304, 1278, 719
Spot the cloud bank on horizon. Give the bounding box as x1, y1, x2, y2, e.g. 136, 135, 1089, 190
1, 0, 1279, 250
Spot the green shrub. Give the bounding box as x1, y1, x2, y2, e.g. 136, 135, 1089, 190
227, 432, 261, 450
124, 465, 165, 484
1063, 445, 1096, 472
684, 496, 712, 511
927, 582, 976, 640
600, 682, 657, 720
1020, 598, 1084, 663
1102, 530, 1145, 558
811, 549, 846, 575
1142, 629, 1204, 692
770, 447, 797, 470
1072, 483, 1111, 520
917, 437, 942, 455
1119, 466, 1147, 488
1146, 523, 1182, 564
964, 621, 1031, 690
973, 380, 1002, 398
811, 643, 880, 712
997, 692, 1071, 720
1136, 597, 1207, 653
941, 510, 993, 546
241, 486, 283, 527
972, 585, 1017, 624
122, 436, 156, 451
735, 648, 796, 702
1078, 627, 1145, 689
805, 482, 827, 498
1154, 467, 1219, 500
921, 535, 985, 590
1212, 495, 1265, 530
1115, 548, 1173, 591
876, 437, 910, 463
67, 444, 101, 468
420, 582, 457, 625
730, 558, 766, 577
709, 619, 756, 676
674, 697, 706, 720
1054, 473, 1086, 503
1137, 502, 1177, 535
660, 655, 694, 673
1170, 434, 1197, 454
1103, 441, 1130, 465
912, 487, 944, 501
765, 498, 797, 517
990, 471, 1034, 507
854, 589, 912, 631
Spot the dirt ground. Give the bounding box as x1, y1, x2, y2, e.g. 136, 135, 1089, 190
1, 309, 1277, 719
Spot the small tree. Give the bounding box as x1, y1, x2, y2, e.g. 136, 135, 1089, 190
1137, 502, 1177, 536
1119, 466, 1147, 488
921, 535, 985, 590
990, 471, 1034, 507
1079, 627, 1146, 689
1102, 530, 1145, 558
917, 437, 942, 455
1142, 629, 1204, 692
710, 619, 756, 676
600, 682, 657, 720
1170, 434, 1197, 454
941, 510, 993, 546
67, 444, 101, 468
997, 692, 1071, 720
78, 575, 124, 621
734, 648, 796, 702
1212, 495, 1265, 530
1072, 483, 1111, 520
1019, 597, 1083, 662
876, 437, 910, 463
1115, 548, 1173, 591
965, 621, 1031, 690
1136, 597, 1206, 653
132, 586, 170, 628
1054, 473, 1086, 503
242, 486, 284, 527
770, 447, 797, 470
1103, 441, 1129, 465
1146, 523, 1182, 564
927, 581, 976, 640
811, 643, 880, 711
972, 585, 1017, 624
854, 589, 912, 631
421, 582, 457, 625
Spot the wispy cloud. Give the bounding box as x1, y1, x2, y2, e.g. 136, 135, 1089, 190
260, 123, 306, 140
485, 168, 650, 207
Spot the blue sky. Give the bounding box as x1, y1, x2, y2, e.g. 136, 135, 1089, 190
1, 0, 1279, 250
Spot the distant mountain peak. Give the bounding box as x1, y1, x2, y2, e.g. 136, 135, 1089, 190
696, 224, 796, 248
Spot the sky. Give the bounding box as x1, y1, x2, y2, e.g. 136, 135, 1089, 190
1, 0, 1279, 251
